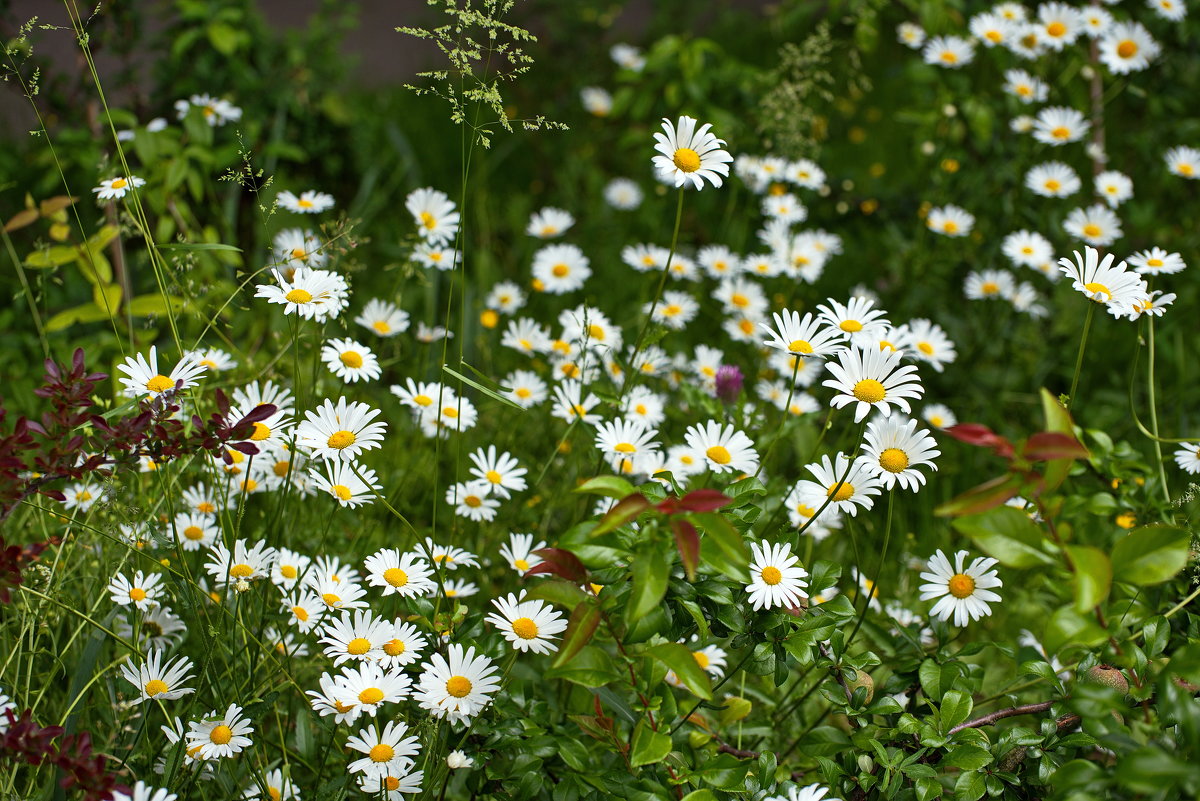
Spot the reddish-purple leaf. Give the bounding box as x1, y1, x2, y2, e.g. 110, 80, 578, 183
527, 548, 588, 583
934, 473, 1023, 517
592, 492, 651, 536
671, 518, 700, 581
946, 423, 1014, 459
676, 489, 732, 513
1022, 431, 1089, 462
551, 601, 601, 669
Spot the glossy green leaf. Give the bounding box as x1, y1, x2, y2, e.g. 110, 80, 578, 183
1043, 605, 1108, 655
951, 506, 1054, 568
544, 645, 620, 688
939, 690, 973, 731
575, 475, 636, 499
1111, 525, 1191, 585
551, 602, 601, 669
630, 718, 672, 766
648, 642, 712, 700
627, 545, 671, 623
1066, 546, 1111, 612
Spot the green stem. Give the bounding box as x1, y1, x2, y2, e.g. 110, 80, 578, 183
1146, 316, 1170, 503
755, 356, 803, 479
846, 490, 894, 649
1066, 302, 1095, 409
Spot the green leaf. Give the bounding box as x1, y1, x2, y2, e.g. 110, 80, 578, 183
939, 690, 973, 731
25, 244, 79, 268
77, 246, 113, 286
1043, 605, 1107, 655
575, 475, 636, 499
523, 580, 590, 611
206, 21, 242, 55
681, 791, 718, 801
157, 242, 244, 252
551, 602, 601, 669
648, 642, 713, 700
1111, 525, 1191, 585
951, 506, 1054, 568
718, 696, 751, 726
942, 744, 992, 771
953, 770, 985, 801
919, 659, 961, 703
692, 511, 749, 580
1065, 546, 1111, 612
441, 364, 523, 410
45, 302, 112, 332
630, 718, 672, 766
127, 294, 184, 317
1040, 388, 1079, 491
627, 545, 671, 623
92, 282, 123, 316
915, 776, 943, 801
545, 645, 620, 688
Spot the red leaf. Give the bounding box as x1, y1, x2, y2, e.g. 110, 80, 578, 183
592, 492, 651, 536
675, 489, 732, 513
1022, 431, 1089, 462
526, 548, 588, 583
934, 474, 1023, 517
671, 518, 700, 581
945, 423, 1014, 459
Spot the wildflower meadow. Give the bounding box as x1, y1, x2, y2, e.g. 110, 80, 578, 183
3, 1, 1200, 800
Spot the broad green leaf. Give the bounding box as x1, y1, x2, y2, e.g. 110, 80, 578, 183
1043, 605, 1107, 655
77, 246, 113, 286
85, 223, 119, 252
939, 690, 973, 731
45, 302, 112, 332
25, 244, 78, 268
551, 602, 601, 669
919, 659, 961, 703
942, 744, 992, 771
127, 294, 184, 317
951, 506, 1054, 568
1065, 546, 1111, 612
915, 776, 943, 801
718, 696, 751, 726
681, 791, 718, 801
523, 580, 590, 611
545, 645, 620, 688
648, 642, 712, 700
92, 282, 123, 316
1040, 387, 1079, 491
630, 718, 672, 766
954, 770, 985, 801
627, 546, 671, 623
575, 475, 636, 499
1111, 525, 1190, 585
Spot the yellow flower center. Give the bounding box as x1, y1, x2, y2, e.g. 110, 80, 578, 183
269, 789, 281, 801
985, 29, 1002, 42
1046, 21, 1066, 37
918, 342, 934, 355
942, 221, 959, 234
111, 178, 128, 189
738, 319, 754, 334
144, 679, 169, 696
446, 675, 473, 698
827, 482, 855, 502
273, 460, 290, 477
981, 281, 1000, 295
248, 422, 271, 442
930, 415, 944, 428
370, 743, 395, 762
210, 724, 233, 745
442, 406, 459, 419
761, 566, 783, 585
706, 445, 732, 465
788, 339, 813, 354
321, 593, 341, 606
334, 700, 355, 713
290, 247, 307, 260
464, 495, 482, 508
879, 448, 910, 473
512, 617, 539, 639
347, 637, 372, 655
515, 387, 532, 399
183, 526, 204, 540
145, 375, 174, 393
383, 568, 408, 587
285, 288, 313, 304
614, 442, 637, 454
327, 430, 356, 450
385, 778, 401, 791
795, 503, 815, 518
384, 638, 406, 656
340, 351, 364, 369
1146, 258, 1163, 267
1082, 224, 1102, 239
840, 319, 863, 332
948, 573, 976, 599
514, 558, 530, 571
940, 51, 958, 64
673, 147, 701, 172
1083, 281, 1112, 301
1044, 179, 1061, 192
292, 605, 309, 621
372, 320, 392, 334
731, 293, 750, 308
485, 470, 503, 484
1051, 126, 1070, 140
197, 501, 215, 514
852, 378, 886, 404
230, 563, 254, 578
1179, 163, 1195, 176
551, 264, 569, 277
420, 211, 436, 229
663, 304, 682, 317
693, 651, 710, 669
130, 588, 147, 602
278, 565, 297, 580
331, 485, 352, 501
358, 687, 384, 704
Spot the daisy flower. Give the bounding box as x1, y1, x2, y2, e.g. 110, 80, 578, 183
358, 770, 424, 798
415, 322, 452, 343
499, 533, 546, 574
746, 540, 809, 611
109, 571, 164, 609
1058, 246, 1148, 317
415, 644, 502, 722
504, 369, 548, 408
116, 346, 207, 399
120, 649, 195, 704
604, 178, 643, 210
1165, 146, 1200, 179
1173, 444, 1200, 474
406, 187, 460, 244
61, 482, 102, 513
363, 548, 436, 597
970, 11, 1013, 46
1003, 69, 1048, 103
923, 404, 956, 430
321, 338, 381, 383
594, 418, 660, 472
713, 277, 768, 317
440, 578, 479, 599
309, 460, 381, 508
861, 417, 941, 491
797, 452, 883, 517
379, 620, 429, 669
255, 267, 349, 321
272, 228, 326, 273
413, 242, 460, 271
760, 310, 846, 359
551, 380, 602, 425
1036, 2, 1083, 49
278, 189, 334, 214
418, 537, 481, 572
320, 610, 391, 665
1147, 0, 1187, 22
1026, 162, 1080, 198
93, 175, 146, 200
684, 420, 759, 474
897, 21, 925, 49
186, 704, 253, 759
784, 483, 843, 539
651, 115, 734, 190
445, 480, 500, 522
1032, 106, 1089, 146
120, 606, 187, 651
822, 345, 923, 423
467, 446, 527, 499
1001, 230, 1054, 270
346, 720, 421, 777
355, 299, 410, 337
176, 93, 242, 125
205, 540, 277, 587
1126, 247, 1186, 276
697, 244, 742, 278
918, 550, 1003, 626
485, 280, 526, 314
765, 784, 839, 801
296, 397, 387, 462
283, 593, 326, 634
486, 591, 569, 654
580, 86, 613, 116
1099, 22, 1159, 74
271, 548, 311, 590
815, 296, 890, 346
527, 207, 574, 238
926, 205, 974, 236
1081, 5, 1114, 37
905, 319, 956, 372
332, 662, 413, 716
923, 35, 974, 67
310, 576, 370, 613
1128, 290, 1176, 320
964, 269, 1016, 301
532, 243, 591, 294
112, 782, 178, 801
242, 770, 299, 801
649, 290, 699, 329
